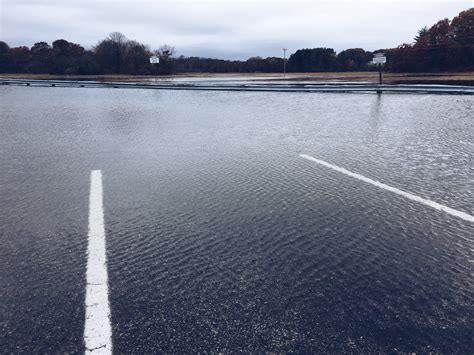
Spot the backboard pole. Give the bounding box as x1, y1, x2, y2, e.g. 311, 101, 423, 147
149, 56, 160, 84
379, 63, 382, 85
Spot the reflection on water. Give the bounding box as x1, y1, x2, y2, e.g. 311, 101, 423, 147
0, 86, 472, 353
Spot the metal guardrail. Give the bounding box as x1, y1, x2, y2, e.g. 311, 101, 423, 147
1, 78, 473, 95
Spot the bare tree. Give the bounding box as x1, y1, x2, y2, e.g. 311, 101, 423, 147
95, 32, 129, 73
107, 32, 127, 46
155, 44, 175, 60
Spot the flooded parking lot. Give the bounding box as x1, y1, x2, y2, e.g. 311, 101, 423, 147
0, 86, 472, 352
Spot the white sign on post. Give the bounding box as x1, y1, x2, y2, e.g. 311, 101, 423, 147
372, 53, 386, 64
149, 56, 160, 64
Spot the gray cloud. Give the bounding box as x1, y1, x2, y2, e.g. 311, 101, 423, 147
1, 0, 471, 59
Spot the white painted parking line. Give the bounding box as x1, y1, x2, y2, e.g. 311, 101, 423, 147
84, 170, 112, 354
300, 154, 474, 224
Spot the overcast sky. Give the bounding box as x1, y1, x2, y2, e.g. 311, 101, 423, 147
0, 0, 471, 59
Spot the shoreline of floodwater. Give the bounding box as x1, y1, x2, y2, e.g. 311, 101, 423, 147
1, 72, 474, 86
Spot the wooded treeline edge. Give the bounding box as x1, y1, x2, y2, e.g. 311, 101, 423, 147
0, 8, 472, 75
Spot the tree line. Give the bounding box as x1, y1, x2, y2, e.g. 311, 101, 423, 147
385, 8, 473, 72
0, 8, 472, 75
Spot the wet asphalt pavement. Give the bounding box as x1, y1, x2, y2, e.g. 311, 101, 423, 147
0, 86, 473, 353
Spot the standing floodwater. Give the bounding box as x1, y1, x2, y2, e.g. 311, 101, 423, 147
0, 86, 472, 353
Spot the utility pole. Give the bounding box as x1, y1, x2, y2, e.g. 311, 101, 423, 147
282, 48, 287, 75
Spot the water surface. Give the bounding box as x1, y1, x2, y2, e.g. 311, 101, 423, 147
0, 86, 472, 352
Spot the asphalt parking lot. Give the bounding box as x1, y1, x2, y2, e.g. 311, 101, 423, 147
1, 86, 472, 353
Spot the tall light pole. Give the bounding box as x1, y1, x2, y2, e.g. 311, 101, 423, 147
282, 48, 287, 75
